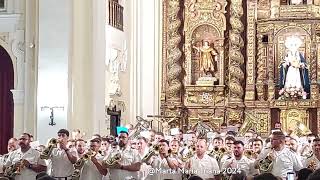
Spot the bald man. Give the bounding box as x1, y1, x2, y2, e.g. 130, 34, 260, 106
187, 138, 220, 180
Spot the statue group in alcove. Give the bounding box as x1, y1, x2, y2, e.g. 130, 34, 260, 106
279, 36, 310, 100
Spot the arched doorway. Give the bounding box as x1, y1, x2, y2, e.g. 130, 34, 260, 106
0, 45, 14, 154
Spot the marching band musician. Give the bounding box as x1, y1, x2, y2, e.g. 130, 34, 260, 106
79, 138, 107, 180
186, 138, 220, 180
219, 136, 234, 167
0, 138, 18, 175
256, 131, 303, 179
137, 137, 149, 158
104, 131, 141, 180
4, 133, 47, 180
100, 137, 111, 157
48, 129, 78, 180
147, 139, 181, 180
303, 138, 320, 170
221, 141, 259, 177
75, 139, 86, 158
251, 138, 263, 156
137, 136, 150, 180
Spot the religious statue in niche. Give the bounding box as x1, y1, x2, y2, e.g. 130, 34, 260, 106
106, 46, 127, 96
193, 40, 218, 76
278, 36, 310, 100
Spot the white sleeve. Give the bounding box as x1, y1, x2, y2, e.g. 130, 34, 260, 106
293, 153, 303, 171
210, 157, 220, 174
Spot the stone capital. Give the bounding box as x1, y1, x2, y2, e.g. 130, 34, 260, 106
10, 89, 24, 104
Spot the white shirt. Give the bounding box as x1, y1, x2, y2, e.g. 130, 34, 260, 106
80, 153, 104, 180
5, 148, 46, 180
108, 147, 141, 180
189, 154, 220, 179
49, 147, 78, 178
147, 155, 182, 180
258, 147, 303, 179
0, 153, 9, 174
222, 156, 259, 176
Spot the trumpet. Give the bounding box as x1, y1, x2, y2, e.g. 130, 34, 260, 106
72, 150, 97, 180
4, 160, 24, 178
142, 144, 159, 163
208, 147, 229, 163
244, 149, 257, 159
102, 153, 122, 167
40, 138, 60, 159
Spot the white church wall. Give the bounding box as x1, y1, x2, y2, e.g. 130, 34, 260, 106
37, 0, 71, 144
105, 0, 131, 130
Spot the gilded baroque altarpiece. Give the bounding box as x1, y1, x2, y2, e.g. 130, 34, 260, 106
161, 0, 320, 136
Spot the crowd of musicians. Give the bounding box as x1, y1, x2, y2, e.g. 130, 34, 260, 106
1, 126, 320, 180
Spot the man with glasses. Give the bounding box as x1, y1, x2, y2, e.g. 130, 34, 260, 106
79, 138, 107, 180
104, 131, 141, 179
4, 133, 47, 180
255, 131, 303, 179
48, 129, 77, 180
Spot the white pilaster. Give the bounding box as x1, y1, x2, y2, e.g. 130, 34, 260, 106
92, 0, 106, 134
10, 89, 24, 137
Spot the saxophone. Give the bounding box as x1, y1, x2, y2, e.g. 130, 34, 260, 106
102, 152, 122, 167
40, 138, 59, 159
71, 150, 97, 180
257, 149, 274, 173
3, 160, 24, 178
141, 144, 159, 163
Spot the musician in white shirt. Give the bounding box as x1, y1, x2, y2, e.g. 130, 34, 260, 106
48, 129, 78, 180
75, 139, 86, 159
0, 138, 18, 174
303, 138, 320, 170
79, 138, 107, 180
187, 138, 220, 180
104, 131, 141, 180
256, 131, 303, 180
147, 139, 181, 180
4, 133, 47, 180
222, 140, 259, 177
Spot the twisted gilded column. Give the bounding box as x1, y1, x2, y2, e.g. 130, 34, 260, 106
167, 0, 182, 101
256, 35, 267, 101
228, 0, 244, 102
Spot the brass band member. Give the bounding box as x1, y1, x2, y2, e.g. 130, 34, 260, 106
0, 138, 18, 175
104, 131, 141, 180
222, 141, 259, 177
147, 139, 181, 180
137, 137, 149, 158
4, 133, 47, 180
49, 129, 77, 180
256, 131, 303, 179
100, 137, 111, 157
252, 138, 263, 155
75, 139, 86, 159
303, 138, 320, 170
186, 138, 220, 180
79, 138, 107, 180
